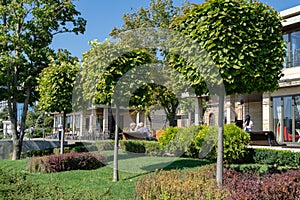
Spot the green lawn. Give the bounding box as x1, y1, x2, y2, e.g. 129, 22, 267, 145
0, 150, 211, 200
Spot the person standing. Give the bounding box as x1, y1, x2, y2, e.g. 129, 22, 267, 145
243, 115, 253, 132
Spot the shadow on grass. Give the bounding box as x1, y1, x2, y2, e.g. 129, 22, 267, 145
141, 158, 213, 171
105, 151, 148, 163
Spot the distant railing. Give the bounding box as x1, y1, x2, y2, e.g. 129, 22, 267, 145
285, 48, 300, 68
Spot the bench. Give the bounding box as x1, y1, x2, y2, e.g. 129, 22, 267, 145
248, 131, 281, 146
122, 132, 151, 140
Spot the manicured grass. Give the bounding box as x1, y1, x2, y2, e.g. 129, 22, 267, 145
0, 150, 211, 199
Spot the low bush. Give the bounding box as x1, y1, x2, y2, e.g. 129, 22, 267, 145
135, 165, 225, 200
27, 152, 107, 173
157, 126, 178, 149
223, 168, 300, 200
166, 125, 203, 157
192, 124, 251, 163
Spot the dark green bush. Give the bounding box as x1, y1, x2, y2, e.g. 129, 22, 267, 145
252, 148, 300, 168
135, 165, 225, 200
27, 152, 107, 173
120, 140, 146, 153
53, 146, 71, 154
120, 140, 160, 154
95, 140, 114, 151
27, 148, 53, 157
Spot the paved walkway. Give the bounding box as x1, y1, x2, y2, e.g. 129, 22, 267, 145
248, 145, 300, 152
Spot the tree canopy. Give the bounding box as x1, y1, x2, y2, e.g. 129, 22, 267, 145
170, 0, 285, 95
0, 0, 86, 159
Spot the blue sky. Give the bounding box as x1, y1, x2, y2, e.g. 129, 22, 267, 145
51, 0, 300, 60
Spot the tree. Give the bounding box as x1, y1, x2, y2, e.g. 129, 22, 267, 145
110, 0, 190, 127
79, 40, 154, 181
170, 0, 285, 185
0, 0, 86, 160
37, 49, 80, 154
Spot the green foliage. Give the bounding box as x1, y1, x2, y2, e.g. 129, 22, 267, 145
37, 50, 80, 114
27, 148, 53, 157
166, 125, 203, 156
170, 0, 285, 95
158, 126, 178, 149
0, 167, 34, 199
95, 140, 115, 151
223, 168, 300, 199
26, 105, 53, 130
186, 124, 250, 163
0, 0, 86, 160
136, 165, 226, 200
27, 152, 107, 173
223, 124, 251, 163
251, 148, 300, 168
120, 140, 159, 154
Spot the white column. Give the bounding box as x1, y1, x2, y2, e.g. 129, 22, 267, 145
262, 93, 272, 131
226, 95, 236, 124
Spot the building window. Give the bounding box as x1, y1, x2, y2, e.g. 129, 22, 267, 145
273, 96, 300, 143
284, 30, 300, 68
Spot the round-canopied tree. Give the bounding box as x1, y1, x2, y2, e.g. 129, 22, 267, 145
170, 0, 285, 185
37, 49, 80, 154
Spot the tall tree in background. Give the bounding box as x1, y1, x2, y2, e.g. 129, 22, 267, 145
170, 0, 285, 185
37, 49, 80, 154
0, 0, 86, 160
110, 0, 189, 127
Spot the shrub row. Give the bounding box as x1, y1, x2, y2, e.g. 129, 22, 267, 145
27, 142, 98, 157
135, 165, 225, 200
27, 152, 106, 173
95, 140, 114, 151
250, 148, 300, 168
136, 165, 300, 200
223, 168, 300, 200
119, 140, 160, 154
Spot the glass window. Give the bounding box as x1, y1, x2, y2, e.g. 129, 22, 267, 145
291, 31, 300, 67
284, 30, 300, 68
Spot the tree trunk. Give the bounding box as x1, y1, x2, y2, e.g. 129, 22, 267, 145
12, 138, 22, 160
113, 105, 120, 182
216, 95, 225, 186
167, 111, 177, 127
60, 111, 66, 154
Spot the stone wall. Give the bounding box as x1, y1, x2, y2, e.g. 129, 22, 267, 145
0, 140, 62, 160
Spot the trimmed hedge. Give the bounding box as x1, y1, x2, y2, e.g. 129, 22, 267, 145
119, 140, 160, 154
250, 148, 300, 168
95, 140, 114, 151
27, 152, 107, 173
